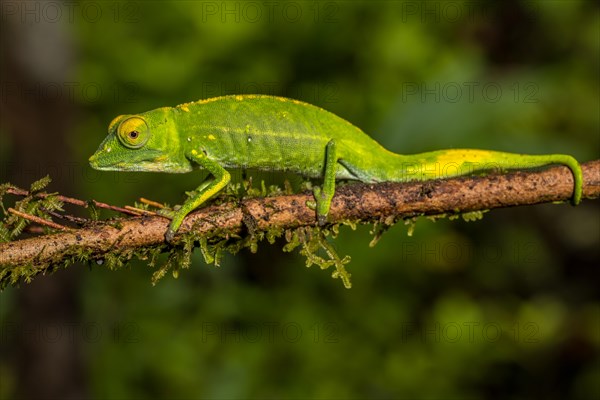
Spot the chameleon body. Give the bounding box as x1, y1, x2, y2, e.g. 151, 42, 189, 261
89, 94, 583, 241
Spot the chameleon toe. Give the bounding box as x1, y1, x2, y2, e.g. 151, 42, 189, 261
165, 229, 175, 243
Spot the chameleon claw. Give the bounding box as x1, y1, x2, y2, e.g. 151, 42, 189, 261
165, 228, 175, 243
317, 214, 328, 226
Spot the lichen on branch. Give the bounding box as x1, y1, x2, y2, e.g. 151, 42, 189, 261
1, 160, 599, 290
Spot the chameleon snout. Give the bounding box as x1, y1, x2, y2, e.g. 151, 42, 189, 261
89, 148, 113, 170
89, 140, 118, 169
88, 151, 107, 169
88, 153, 98, 167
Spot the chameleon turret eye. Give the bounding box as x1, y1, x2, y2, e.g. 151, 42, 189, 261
117, 117, 150, 149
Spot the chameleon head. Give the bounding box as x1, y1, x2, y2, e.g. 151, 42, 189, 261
89, 109, 192, 173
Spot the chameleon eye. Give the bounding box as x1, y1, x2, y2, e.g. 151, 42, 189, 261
117, 117, 150, 149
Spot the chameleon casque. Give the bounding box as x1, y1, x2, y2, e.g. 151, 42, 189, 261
89, 94, 583, 242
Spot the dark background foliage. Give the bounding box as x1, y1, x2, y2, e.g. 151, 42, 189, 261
0, 1, 598, 399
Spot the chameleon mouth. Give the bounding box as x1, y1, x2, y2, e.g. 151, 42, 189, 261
88, 153, 110, 170
89, 151, 192, 173
88, 152, 122, 170
88, 148, 161, 170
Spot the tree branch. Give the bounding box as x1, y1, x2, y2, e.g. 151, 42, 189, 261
1, 160, 599, 273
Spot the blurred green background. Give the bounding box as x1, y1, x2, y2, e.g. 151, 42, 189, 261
1, 1, 599, 399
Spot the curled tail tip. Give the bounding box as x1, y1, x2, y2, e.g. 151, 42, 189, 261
572, 180, 582, 206
568, 158, 583, 206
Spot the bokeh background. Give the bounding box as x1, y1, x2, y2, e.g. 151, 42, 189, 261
1, 1, 599, 399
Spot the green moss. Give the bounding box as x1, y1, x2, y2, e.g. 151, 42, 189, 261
461, 210, 488, 222
0, 177, 494, 290
284, 226, 352, 288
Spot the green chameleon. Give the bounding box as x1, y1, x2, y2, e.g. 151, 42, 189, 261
89, 94, 583, 242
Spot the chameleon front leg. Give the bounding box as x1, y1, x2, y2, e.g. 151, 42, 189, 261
165, 151, 231, 242
313, 139, 338, 225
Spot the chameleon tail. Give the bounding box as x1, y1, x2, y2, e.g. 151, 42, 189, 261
389, 149, 583, 205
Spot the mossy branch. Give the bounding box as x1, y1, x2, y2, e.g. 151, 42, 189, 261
1, 160, 599, 289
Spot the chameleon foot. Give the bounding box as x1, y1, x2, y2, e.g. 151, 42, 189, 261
305, 200, 326, 225
156, 207, 179, 219
310, 186, 330, 226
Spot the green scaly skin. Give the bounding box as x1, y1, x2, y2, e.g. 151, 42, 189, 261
89, 94, 583, 242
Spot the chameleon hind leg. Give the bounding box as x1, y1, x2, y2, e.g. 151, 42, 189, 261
312, 139, 338, 225
165, 153, 231, 242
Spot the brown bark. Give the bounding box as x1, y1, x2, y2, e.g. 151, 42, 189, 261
1, 160, 599, 269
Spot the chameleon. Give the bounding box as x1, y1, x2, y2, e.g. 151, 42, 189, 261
89, 94, 583, 242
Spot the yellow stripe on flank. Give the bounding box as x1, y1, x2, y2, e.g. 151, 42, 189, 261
433, 149, 497, 166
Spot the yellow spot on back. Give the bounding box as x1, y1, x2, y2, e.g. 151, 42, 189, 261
176, 101, 193, 111
175, 94, 314, 109
191, 150, 198, 155
194, 98, 219, 105
207, 134, 216, 140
